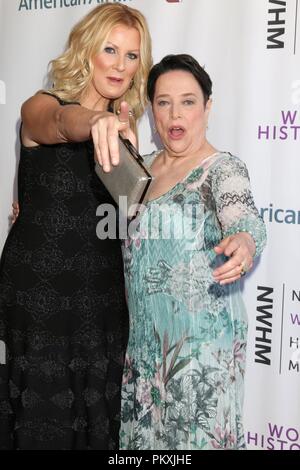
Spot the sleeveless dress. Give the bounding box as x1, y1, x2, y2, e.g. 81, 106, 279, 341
0, 95, 128, 450
120, 152, 266, 450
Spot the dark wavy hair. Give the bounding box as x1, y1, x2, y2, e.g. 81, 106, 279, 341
147, 54, 212, 105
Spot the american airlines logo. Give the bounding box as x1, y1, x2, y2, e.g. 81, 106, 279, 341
18, 0, 183, 12
18, 0, 133, 11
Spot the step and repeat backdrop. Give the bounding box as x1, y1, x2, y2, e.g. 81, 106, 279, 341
0, 0, 299, 450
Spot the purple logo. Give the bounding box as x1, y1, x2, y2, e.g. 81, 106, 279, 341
258, 110, 300, 140
247, 423, 300, 450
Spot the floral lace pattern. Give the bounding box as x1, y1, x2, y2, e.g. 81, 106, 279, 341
120, 152, 266, 450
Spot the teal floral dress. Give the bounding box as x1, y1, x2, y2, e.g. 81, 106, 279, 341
120, 152, 266, 450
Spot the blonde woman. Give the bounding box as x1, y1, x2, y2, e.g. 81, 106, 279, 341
0, 3, 152, 450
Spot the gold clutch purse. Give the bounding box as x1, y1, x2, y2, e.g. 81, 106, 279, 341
95, 135, 153, 219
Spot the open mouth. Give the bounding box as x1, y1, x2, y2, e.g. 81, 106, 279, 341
168, 126, 185, 138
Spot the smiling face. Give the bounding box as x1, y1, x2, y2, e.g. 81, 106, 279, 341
85, 24, 141, 109
152, 70, 212, 158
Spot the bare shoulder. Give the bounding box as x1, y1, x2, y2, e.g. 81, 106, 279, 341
21, 91, 62, 147
21, 91, 60, 119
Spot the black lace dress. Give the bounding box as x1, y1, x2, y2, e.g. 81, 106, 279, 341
0, 96, 128, 450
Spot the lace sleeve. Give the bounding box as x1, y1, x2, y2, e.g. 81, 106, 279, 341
210, 155, 267, 257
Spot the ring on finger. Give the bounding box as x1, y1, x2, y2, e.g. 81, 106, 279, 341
116, 109, 133, 122
240, 260, 250, 277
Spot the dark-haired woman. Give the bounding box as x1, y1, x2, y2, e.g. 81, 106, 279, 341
120, 55, 266, 450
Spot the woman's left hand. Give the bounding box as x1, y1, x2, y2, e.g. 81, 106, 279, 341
213, 232, 256, 285
11, 201, 19, 224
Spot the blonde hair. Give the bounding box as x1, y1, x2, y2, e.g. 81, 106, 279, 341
48, 3, 152, 125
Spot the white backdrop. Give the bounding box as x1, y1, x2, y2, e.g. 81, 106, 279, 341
0, 0, 299, 450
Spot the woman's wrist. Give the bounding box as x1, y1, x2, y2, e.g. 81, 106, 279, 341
235, 232, 256, 257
